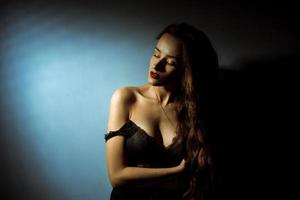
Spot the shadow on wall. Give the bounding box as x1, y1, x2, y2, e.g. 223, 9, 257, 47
211, 54, 296, 200
0, 120, 52, 199
0, 114, 62, 199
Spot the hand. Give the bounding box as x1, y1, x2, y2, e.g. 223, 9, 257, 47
177, 159, 186, 172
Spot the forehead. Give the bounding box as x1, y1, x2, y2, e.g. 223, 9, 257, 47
156, 33, 182, 58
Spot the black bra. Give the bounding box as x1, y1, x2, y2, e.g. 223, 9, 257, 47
105, 120, 184, 168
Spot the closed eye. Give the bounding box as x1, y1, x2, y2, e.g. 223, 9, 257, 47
153, 49, 160, 57
167, 59, 177, 66
153, 48, 178, 66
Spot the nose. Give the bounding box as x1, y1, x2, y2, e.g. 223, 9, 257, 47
153, 58, 166, 72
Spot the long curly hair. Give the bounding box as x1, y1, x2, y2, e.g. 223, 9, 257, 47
156, 23, 219, 200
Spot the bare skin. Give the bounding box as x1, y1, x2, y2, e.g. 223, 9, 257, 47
106, 33, 186, 188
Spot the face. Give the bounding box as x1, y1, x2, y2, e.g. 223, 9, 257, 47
148, 33, 182, 86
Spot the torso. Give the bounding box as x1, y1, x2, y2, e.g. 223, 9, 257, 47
127, 84, 178, 148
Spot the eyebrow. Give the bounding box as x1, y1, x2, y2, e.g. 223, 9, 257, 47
154, 47, 179, 59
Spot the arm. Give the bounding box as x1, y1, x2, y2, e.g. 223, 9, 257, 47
105, 87, 185, 188
119, 161, 187, 189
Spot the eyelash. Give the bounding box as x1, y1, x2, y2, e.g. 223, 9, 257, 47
152, 53, 176, 66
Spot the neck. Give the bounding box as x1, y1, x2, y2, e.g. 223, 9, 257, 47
150, 83, 178, 106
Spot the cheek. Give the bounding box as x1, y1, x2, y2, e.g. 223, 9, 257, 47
149, 56, 156, 65
168, 65, 178, 73
165, 67, 179, 78
149, 58, 154, 66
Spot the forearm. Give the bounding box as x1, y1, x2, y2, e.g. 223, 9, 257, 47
111, 165, 182, 187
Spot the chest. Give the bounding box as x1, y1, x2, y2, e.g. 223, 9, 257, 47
123, 120, 184, 168
130, 98, 178, 148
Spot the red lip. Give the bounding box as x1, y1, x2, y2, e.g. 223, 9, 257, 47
150, 71, 160, 79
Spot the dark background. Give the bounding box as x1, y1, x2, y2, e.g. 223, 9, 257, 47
1, 0, 297, 199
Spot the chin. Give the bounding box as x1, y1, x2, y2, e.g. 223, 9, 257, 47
148, 78, 161, 86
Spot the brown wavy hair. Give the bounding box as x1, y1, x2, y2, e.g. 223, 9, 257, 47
156, 23, 219, 200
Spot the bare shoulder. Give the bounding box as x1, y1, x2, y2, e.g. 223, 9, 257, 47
110, 86, 138, 105
107, 86, 140, 132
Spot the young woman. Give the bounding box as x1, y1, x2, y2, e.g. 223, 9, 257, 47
105, 23, 219, 200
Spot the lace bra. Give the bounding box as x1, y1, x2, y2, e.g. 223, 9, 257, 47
104, 120, 184, 167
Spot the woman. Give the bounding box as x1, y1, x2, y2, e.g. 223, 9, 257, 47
105, 23, 219, 200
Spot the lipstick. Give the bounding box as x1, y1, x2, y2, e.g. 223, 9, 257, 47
150, 71, 160, 79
